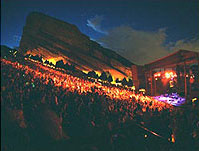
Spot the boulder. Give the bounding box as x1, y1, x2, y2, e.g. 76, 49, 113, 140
19, 12, 134, 79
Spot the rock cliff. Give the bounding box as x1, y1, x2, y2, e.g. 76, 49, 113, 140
19, 12, 133, 79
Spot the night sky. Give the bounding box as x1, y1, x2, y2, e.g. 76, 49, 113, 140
1, 0, 199, 64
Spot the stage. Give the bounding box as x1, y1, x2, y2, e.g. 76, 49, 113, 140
153, 93, 186, 106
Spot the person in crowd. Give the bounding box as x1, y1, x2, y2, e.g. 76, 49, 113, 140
1, 58, 198, 151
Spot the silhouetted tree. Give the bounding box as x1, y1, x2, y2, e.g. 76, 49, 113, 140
35, 55, 40, 61
63, 63, 70, 70
115, 78, 121, 83
99, 72, 108, 81
88, 70, 98, 78
69, 64, 76, 72
44, 60, 49, 65
49, 62, 54, 66
122, 77, 128, 86
127, 78, 133, 87
107, 74, 113, 83
56, 60, 64, 68
39, 56, 43, 63
29, 54, 42, 62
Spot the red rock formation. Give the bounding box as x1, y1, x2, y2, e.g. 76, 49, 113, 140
19, 12, 134, 79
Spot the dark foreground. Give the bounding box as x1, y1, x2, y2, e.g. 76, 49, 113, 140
1, 59, 199, 151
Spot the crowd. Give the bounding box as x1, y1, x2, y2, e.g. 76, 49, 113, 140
1, 58, 199, 151
1, 59, 173, 110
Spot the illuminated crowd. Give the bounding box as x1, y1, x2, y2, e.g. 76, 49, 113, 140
1, 59, 173, 111
1, 58, 199, 151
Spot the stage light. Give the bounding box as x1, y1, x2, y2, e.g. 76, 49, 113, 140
171, 134, 175, 143
154, 72, 161, 78
139, 89, 146, 94
165, 72, 170, 79
164, 71, 177, 79
192, 98, 197, 102
169, 81, 174, 88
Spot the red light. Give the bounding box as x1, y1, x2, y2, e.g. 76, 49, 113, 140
154, 72, 161, 78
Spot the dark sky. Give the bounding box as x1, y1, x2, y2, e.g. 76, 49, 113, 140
1, 0, 199, 64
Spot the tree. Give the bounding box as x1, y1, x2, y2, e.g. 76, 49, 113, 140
122, 77, 128, 86
88, 70, 98, 79
127, 78, 133, 87
49, 62, 54, 66
63, 63, 70, 70
38, 56, 43, 63
34, 55, 41, 61
107, 74, 113, 83
99, 72, 108, 81
44, 60, 49, 65
69, 63, 76, 72
56, 60, 64, 68
115, 78, 121, 83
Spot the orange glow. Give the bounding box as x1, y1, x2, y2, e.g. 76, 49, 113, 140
161, 77, 169, 86
1, 58, 173, 112
171, 134, 175, 143
169, 80, 174, 88
139, 89, 146, 92
190, 76, 195, 84
154, 71, 177, 79
154, 72, 161, 78
47, 57, 66, 65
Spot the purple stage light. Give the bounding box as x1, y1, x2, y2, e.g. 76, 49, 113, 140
153, 93, 186, 106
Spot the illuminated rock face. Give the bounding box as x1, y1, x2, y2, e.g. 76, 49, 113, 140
19, 12, 133, 79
